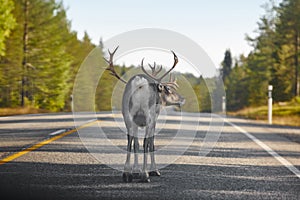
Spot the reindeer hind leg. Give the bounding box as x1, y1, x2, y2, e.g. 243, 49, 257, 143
123, 133, 134, 182
132, 126, 142, 179
140, 127, 151, 183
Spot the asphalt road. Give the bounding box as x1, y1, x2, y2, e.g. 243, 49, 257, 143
0, 112, 299, 200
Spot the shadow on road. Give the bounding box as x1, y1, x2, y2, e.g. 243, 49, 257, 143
1, 113, 300, 199
0, 161, 299, 200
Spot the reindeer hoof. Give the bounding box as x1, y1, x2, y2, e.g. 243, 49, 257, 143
132, 172, 141, 179
122, 172, 133, 183
132, 168, 142, 179
149, 170, 161, 176
140, 177, 151, 183
140, 172, 150, 183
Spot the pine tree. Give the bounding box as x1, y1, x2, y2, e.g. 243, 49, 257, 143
0, 0, 24, 107
0, 0, 74, 111
24, 0, 73, 110
221, 49, 232, 82
245, 12, 276, 106
65, 31, 95, 111
225, 56, 249, 110
0, 0, 16, 56
276, 0, 300, 97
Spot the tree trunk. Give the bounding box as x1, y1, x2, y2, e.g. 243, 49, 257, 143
295, 29, 299, 97
21, 0, 29, 107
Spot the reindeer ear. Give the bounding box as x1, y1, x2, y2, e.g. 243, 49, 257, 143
157, 83, 163, 92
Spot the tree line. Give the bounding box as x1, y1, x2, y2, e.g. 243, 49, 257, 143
0, 0, 215, 113
3, 0, 297, 113
221, 0, 300, 111
0, 0, 95, 111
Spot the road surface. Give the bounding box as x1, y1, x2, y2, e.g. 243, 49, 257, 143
0, 112, 299, 199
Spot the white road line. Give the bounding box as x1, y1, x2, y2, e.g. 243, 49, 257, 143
226, 120, 300, 179
49, 129, 66, 136
86, 119, 97, 124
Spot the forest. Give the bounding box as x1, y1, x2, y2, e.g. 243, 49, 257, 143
222, 0, 300, 111
0, 0, 299, 114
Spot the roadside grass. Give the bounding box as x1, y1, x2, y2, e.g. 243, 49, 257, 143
228, 100, 300, 127
0, 107, 50, 117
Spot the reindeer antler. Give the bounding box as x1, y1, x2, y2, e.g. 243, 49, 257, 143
148, 62, 162, 76
103, 46, 127, 84
161, 74, 179, 90
141, 50, 178, 82
158, 51, 178, 81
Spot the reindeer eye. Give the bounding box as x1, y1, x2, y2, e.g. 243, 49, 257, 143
165, 86, 172, 93
158, 84, 163, 91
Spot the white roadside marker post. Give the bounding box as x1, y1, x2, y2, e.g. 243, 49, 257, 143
268, 85, 273, 125
222, 96, 226, 114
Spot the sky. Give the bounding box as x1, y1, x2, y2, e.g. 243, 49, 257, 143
62, 0, 278, 70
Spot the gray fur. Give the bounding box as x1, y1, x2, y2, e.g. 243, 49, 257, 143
122, 74, 185, 182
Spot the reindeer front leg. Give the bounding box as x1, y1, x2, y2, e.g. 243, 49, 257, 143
149, 135, 161, 176
149, 114, 160, 176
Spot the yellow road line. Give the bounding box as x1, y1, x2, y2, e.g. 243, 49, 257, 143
0, 120, 98, 165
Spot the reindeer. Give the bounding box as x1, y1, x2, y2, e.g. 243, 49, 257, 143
104, 47, 185, 182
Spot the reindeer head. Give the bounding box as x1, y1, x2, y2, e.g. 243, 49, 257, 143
157, 75, 185, 107
104, 47, 185, 107
140, 52, 185, 107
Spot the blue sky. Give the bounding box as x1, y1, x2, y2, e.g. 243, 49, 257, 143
63, 0, 279, 68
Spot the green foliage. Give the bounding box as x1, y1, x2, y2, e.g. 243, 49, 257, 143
0, 0, 24, 107
27, 2, 72, 111
225, 0, 300, 111
276, 0, 300, 96
65, 31, 95, 111
0, 0, 16, 56
197, 76, 212, 112
225, 59, 249, 111
0, 0, 213, 114
7, 0, 300, 114
94, 65, 214, 113
245, 11, 276, 106
0, 0, 96, 111
230, 99, 300, 126
95, 66, 120, 111
293, 96, 300, 104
